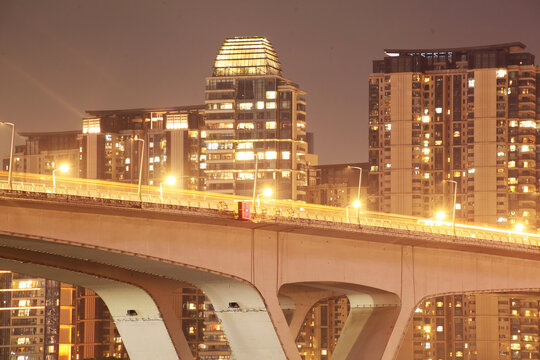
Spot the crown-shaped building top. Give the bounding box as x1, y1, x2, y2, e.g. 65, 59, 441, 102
213, 36, 282, 77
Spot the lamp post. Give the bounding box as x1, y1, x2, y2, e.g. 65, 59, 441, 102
252, 153, 259, 209
444, 180, 457, 236
52, 164, 69, 190
350, 166, 363, 225
132, 138, 145, 202
350, 166, 363, 206
160, 175, 176, 204
0, 122, 15, 190
256, 188, 272, 213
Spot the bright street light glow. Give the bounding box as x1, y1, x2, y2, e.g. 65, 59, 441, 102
59, 164, 69, 172
165, 176, 176, 185
262, 188, 272, 197
353, 200, 360, 208
515, 223, 524, 232
435, 211, 446, 221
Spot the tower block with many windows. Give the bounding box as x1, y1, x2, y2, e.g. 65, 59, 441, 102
368, 43, 539, 229
204, 36, 308, 200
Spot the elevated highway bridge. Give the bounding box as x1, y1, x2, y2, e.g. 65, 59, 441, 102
0, 171, 539, 360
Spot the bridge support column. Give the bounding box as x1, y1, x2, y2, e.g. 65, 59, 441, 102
332, 294, 401, 360
382, 245, 417, 360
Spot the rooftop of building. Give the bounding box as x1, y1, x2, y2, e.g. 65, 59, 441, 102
85, 104, 205, 117
212, 36, 282, 77
18, 130, 81, 138
384, 42, 527, 56
311, 162, 369, 170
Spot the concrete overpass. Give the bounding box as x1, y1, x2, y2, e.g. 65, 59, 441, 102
1, 190, 539, 360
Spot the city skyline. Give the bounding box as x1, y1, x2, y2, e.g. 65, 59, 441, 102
1, 0, 540, 164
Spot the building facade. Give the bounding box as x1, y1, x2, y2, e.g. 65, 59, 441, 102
398, 294, 540, 360
0, 272, 77, 360
368, 43, 539, 230
204, 36, 309, 200
306, 162, 369, 208
1, 131, 80, 178
80, 105, 206, 190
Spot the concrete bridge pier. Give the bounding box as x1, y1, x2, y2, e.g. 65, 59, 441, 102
0, 257, 185, 360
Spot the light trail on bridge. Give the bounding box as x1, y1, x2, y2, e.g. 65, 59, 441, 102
0, 171, 538, 247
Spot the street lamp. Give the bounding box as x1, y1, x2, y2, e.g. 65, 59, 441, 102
435, 211, 446, 222
132, 137, 145, 202
52, 163, 69, 190
0, 121, 15, 190
349, 166, 363, 207
515, 223, 524, 233
256, 188, 272, 212
444, 180, 457, 236
160, 175, 176, 204
252, 153, 260, 208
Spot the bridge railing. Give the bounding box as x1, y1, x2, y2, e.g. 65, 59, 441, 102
0, 171, 538, 247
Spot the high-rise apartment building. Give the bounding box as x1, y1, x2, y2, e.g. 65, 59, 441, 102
398, 294, 540, 360
295, 297, 349, 360
204, 36, 309, 200
0, 272, 76, 360
368, 43, 539, 229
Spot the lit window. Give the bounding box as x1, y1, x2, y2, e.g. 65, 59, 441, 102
154, 156, 160, 162
523, 186, 529, 193
238, 122, 254, 129
424, 173, 430, 179
422, 115, 430, 123
166, 113, 188, 129
220, 103, 233, 110
82, 118, 101, 134
508, 161, 515, 168
265, 151, 277, 159
237, 142, 253, 149
199, 163, 207, 169
281, 151, 290, 160
238, 172, 254, 180
435, 107, 442, 114
468, 79, 475, 88
238, 102, 253, 110
282, 171, 291, 178
236, 151, 255, 160
523, 161, 529, 168
266, 102, 276, 109
455, 203, 461, 210
266, 91, 277, 99
519, 120, 535, 128
496, 69, 507, 78
266, 121, 276, 129
207, 142, 219, 150
385, 124, 391, 130
436, 326, 444, 332
256, 101, 265, 109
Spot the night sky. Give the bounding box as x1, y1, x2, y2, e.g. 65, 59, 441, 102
1, 0, 539, 164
